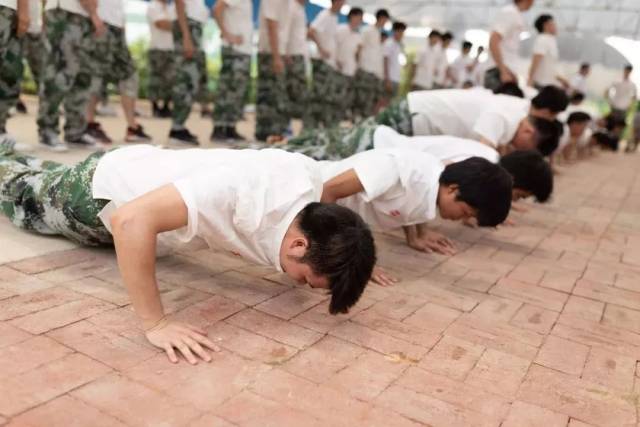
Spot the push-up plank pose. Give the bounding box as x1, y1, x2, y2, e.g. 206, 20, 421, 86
282, 86, 568, 159
0, 142, 376, 364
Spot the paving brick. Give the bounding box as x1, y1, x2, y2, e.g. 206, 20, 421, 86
560, 295, 605, 323
61, 276, 130, 306
72, 373, 201, 426
539, 269, 581, 293
574, 279, 640, 311
0, 336, 72, 380
510, 304, 559, 335
351, 309, 441, 348
453, 270, 500, 293
470, 296, 523, 322
0, 353, 111, 416
0, 287, 84, 321
179, 249, 248, 272
508, 263, 547, 285
290, 297, 375, 334
397, 280, 480, 312
227, 309, 322, 349
171, 294, 246, 329
603, 304, 640, 334
47, 320, 158, 370
567, 419, 597, 427
517, 364, 636, 427
465, 348, 531, 398
187, 413, 236, 427
367, 293, 430, 320
255, 288, 327, 320
582, 348, 636, 392
418, 335, 485, 381
403, 302, 462, 334
534, 335, 589, 376
553, 317, 640, 358
502, 400, 569, 427
0, 322, 32, 349
490, 277, 568, 312
5, 395, 127, 427
35, 259, 116, 283
0, 266, 55, 295
185, 271, 289, 306
6, 248, 105, 274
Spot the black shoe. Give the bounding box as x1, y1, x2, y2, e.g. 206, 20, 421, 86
160, 104, 172, 118
210, 126, 228, 141
226, 126, 246, 142
152, 102, 163, 118
169, 128, 199, 145
65, 132, 100, 149
126, 125, 152, 143
87, 122, 113, 144
16, 100, 27, 114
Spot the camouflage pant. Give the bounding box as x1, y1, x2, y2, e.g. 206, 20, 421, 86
37, 9, 95, 140
195, 49, 210, 105
148, 49, 175, 102
23, 32, 44, 88
334, 72, 356, 121
0, 145, 112, 246
282, 97, 413, 160
213, 46, 250, 126
255, 53, 289, 141
285, 54, 307, 119
172, 19, 203, 126
89, 24, 137, 96
352, 69, 383, 120
0, 6, 24, 132
304, 59, 340, 129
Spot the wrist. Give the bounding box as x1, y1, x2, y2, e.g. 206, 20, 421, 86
142, 314, 167, 331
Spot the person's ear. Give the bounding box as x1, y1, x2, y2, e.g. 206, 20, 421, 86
289, 237, 309, 258
446, 183, 459, 195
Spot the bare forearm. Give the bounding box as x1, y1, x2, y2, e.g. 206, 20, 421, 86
529, 55, 542, 82
212, 1, 227, 36
155, 20, 173, 31
403, 225, 419, 245
267, 19, 280, 58
175, 0, 191, 42
308, 28, 322, 52
489, 32, 505, 69
78, 0, 97, 16
17, 0, 28, 15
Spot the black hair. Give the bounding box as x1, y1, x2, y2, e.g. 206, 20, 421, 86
593, 131, 619, 151
348, 7, 363, 19
439, 158, 512, 227
429, 30, 442, 39
297, 203, 376, 314
580, 62, 590, 70
532, 85, 570, 113
392, 21, 407, 32
494, 82, 525, 98
625, 64, 634, 72
570, 91, 585, 103
375, 9, 390, 20
442, 32, 454, 41
532, 117, 563, 156
534, 14, 554, 33
462, 41, 473, 50
567, 111, 591, 125
500, 150, 553, 202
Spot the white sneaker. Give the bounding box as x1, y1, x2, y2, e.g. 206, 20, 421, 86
39, 131, 69, 152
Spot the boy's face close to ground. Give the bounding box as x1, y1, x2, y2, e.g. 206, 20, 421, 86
280, 237, 330, 289
569, 121, 589, 138
512, 118, 538, 150
512, 188, 532, 201
437, 185, 478, 221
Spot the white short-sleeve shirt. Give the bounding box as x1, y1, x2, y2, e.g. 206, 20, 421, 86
373, 126, 500, 164
45, 0, 88, 17
451, 54, 475, 88
383, 38, 404, 83
609, 80, 638, 111
286, 0, 307, 56
310, 8, 339, 68
92, 146, 323, 269
358, 24, 383, 78
26, 0, 42, 33
570, 73, 588, 94
532, 34, 559, 87
319, 149, 443, 231
413, 44, 438, 89
434, 45, 449, 86
147, 1, 175, 50
335, 24, 362, 76
0, 0, 16, 9
182, 0, 209, 24
487, 4, 525, 71
219, 0, 253, 55
258, 0, 290, 54
98, 0, 125, 27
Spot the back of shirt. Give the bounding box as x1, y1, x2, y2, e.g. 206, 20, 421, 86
220, 0, 253, 55
487, 4, 525, 71
383, 38, 404, 83
258, 0, 290, 54
358, 24, 383, 78
532, 34, 559, 87
147, 0, 175, 50
286, 0, 307, 56
310, 8, 339, 68
335, 24, 362, 76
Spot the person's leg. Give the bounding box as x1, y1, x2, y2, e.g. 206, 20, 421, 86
195, 50, 210, 115
212, 46, 251, 136
255, 53, 288, 141
148, 49, 162, 114
24, 33, 44, 88
160, 50, 175, 110
171, 20, 202, 130
285, 54, 307, 120
303, 59, 331, 129
0, 6, 24, 133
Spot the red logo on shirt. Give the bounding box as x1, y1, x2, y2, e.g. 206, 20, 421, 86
390, 210, 401, 217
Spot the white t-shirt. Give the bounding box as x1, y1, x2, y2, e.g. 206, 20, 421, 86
219, 0, 253, 55
532, 34, 559, 87
310, 8, 339, 68
0, 0, 16, 9
335, 24, 362, 77
183, 0, 209, 23
358, 24, 383, 78
609, 80, 638, 111
559, 125, 592, 151
97, 0, 125, 27
413, 44, 438, 89
286, 0, 307, 56
570, 74, 587, 95
407, 88, 529, 148
92, 146, 323, 270
383, 38, 404, 83
373, 126, 500, 164
451, 54, 475, 88
147, 1, 175, 50
488, 4, 525, 72
320, 149, 443, 231
258, 0, 289, 54
434, 45, 449, 86
27, 0, 42, 33
45, 0, 88, 17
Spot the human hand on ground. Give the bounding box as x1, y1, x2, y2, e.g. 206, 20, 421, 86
408, 231, 457, 255
145, 318, 220, 364
370, 266, 398, 287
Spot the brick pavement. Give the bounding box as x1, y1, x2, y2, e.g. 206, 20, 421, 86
1, 150, 640, 426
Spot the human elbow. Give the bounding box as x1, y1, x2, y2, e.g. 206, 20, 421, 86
110, 207, 144, 235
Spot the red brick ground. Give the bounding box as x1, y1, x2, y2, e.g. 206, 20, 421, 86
1, 152, 640, 426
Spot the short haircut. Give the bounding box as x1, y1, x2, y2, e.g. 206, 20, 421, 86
376, 9, 390, 20
429, 30, 442, 38
593, 131, 619, 151
580, 62, 590, 70
392, 21, 407, 32
532, 117, 563, 156
570, 91, 585, 103
494, 82, 525, 98
567, 111, 592, 125
462, 41, 473, 50
532, 85, 570, 113
500, 150, 553, 202
625, 64, 634, 71
348, 7, 363, 19
439, 157, 513, 227
442, 32, 454, 41
297, 203, 376, 314
534, 14, 553, 33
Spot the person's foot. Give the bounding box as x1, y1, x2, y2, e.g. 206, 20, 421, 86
160, 105, 172, 118
169, 128, 199, 146
152, 102, 163, 118
126, 124, 152, 143
226, 126, 246, 142
210, 126, 228, 141
16, 100, 27, 114
87, 122, 113, 144
65, 132, 100, 149
39, 131, 69, 152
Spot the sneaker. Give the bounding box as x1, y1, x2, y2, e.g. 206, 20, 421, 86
87, 122, 113, 144
169, 128, 199, 145
210, 126, 228, 141
226, 127, 247, 142
65, 132, 99, 149
16, 99, 27, 114
126, 125, 152, 143
39, 131, 69, 152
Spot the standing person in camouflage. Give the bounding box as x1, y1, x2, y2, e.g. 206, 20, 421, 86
194, 49, 211, 117
353, 9, 389, 119
147, 0, 175, 118
14, 0, 43, 115
168, 0, 210, 145
211, 0, 252, 141
334, 8, 363, 122
0, 0, 29, 149
284, 0, 307, 120
37, 0, 106, 152
304, 0, 343, 129
255, 0, 290, 142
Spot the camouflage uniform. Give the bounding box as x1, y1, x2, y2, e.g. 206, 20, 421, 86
89, 24, 137, 97
285, 54, 307, 119
352, 69, 382, 120
148, 49, 175, 102
0, 144, 112, 246
171, 19, 203, 126
282, 98, 413, 160
0, 6, 24, 132
194, 49, 210, 106
213, 46, 251, 127
334, 72, 356, 122
304, 59, 340, 129
37, 9, 95, 141
23, 33, 44, 88
255, 53, 289, 141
